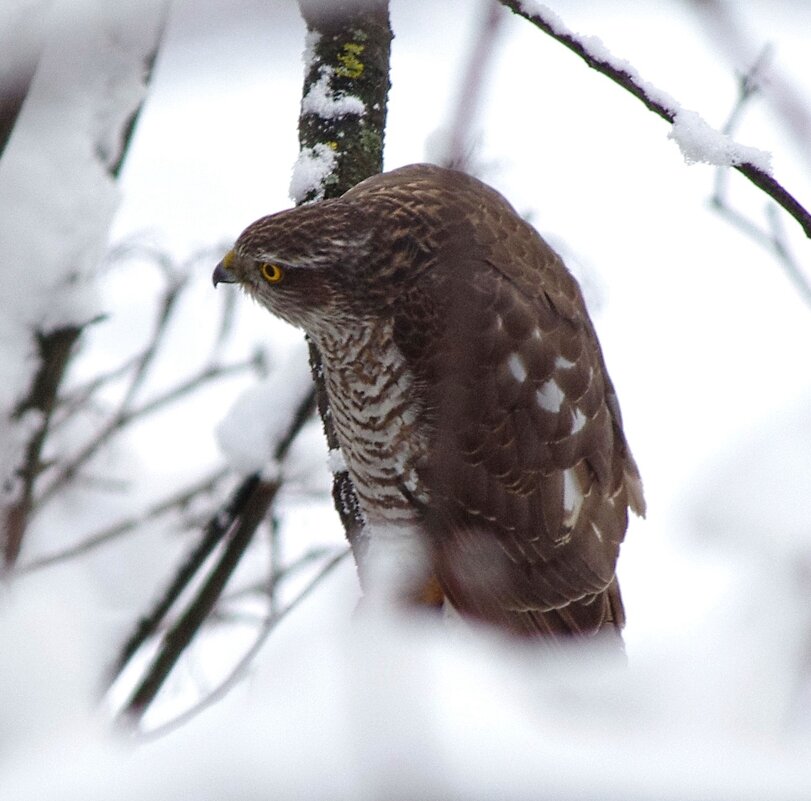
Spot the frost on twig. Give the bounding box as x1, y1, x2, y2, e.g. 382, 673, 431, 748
499, 0, 811, 240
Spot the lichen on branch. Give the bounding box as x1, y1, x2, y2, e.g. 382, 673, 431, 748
294, 0, 392, 203
295, 0, 393, 576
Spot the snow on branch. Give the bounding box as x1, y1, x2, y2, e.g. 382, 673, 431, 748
499, 0, 811, 240
0, 0, 169, 567
302, 66, 366, 120
290, 142, 339, 204
295, 0, 393, 575
216, 340, 316, 475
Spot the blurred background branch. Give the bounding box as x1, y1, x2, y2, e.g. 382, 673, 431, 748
710, 46, 811, 310
499, 0, 811, 240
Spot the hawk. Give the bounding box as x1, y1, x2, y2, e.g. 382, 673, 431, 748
213, 164, 644, 641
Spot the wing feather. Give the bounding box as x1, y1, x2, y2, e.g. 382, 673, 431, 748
388, 174, 643, 640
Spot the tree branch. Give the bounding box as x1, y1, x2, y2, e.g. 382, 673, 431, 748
498, 0, 811, 240
297, 0, 393, 580
111, 385, 317, 719
136, 548, 350, 740
3, 326, 82, 568
119, 475, 278, 722
441, 0, 506, 171
37, 356, 259, 507
110, 473, 261, 686
18, 467, 230, 574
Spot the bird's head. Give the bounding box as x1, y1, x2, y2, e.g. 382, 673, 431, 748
212, 165, 493, 340
212, 198, 381, 336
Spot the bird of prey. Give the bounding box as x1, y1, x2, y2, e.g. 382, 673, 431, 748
213, 164, 644, 641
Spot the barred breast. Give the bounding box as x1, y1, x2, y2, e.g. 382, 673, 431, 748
316, 320, 429, 533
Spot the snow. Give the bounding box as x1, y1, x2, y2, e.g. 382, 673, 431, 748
3, 0, 811, 798
0, 574, 102, 758
327, 447, 347, 474
302, 30, 321, 71
0, 0, 166, 506
0, 0, 50, 94
669, 108, 773, 169
215, 338, 313, 474
689, 394, 811, 559
301, 66, 366, 120
289, 142, 338, 203
516, 0, 773, 172
517, 0, 566, 35
3, 571, 811, 800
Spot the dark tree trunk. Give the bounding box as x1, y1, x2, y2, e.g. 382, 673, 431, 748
297, 0, 393, 582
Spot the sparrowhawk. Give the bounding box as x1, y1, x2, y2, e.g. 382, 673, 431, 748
213, 164, 644, 640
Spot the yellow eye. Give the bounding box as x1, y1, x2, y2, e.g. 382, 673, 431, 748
260, 262, 284, 284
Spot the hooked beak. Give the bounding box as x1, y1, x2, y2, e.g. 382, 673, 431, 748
212, 251, 238, 287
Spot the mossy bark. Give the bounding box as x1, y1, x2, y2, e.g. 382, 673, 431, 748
297, 0, 392, 201
296, 0, 393, 579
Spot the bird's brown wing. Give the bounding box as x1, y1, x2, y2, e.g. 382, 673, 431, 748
392, 224, 644, 640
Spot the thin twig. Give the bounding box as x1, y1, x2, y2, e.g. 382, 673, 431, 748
709, 48, 811, 310
54, 352, 144, 426
712, 45, 773, 208
498, 0, 811, 240
110, 386, 317, 712
442, 0, 506, 171
137, 548, 350, 740
766, 206, 811, 309
209, 278, 240, 364
220, 544, 344, 605
119, 477, 279, 722
37, 358, 259, 507
109, 473, 262, 683
122, 277, 187, 411
18, 467, 230, 573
